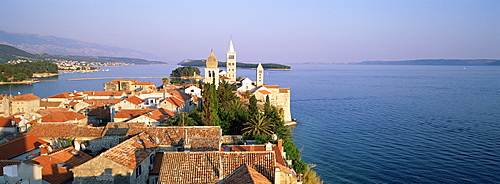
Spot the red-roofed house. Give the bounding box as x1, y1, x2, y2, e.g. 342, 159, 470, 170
104, 79, 156, 92
83, 91, 128, 100
112, 109, 155, 123
111, 95, 144, 110
45, 91, 85, 103
157, 90, 195, 113
29, 147, 92, 184
72, 132, 158, 184
252, 85, 292, 122
0, 117, 17, 137
10, 93, 40, 115
35, 111, 88, 125
156, 151, 276, 184
222, 164, 273, 184
127, 108, 175, 126
0, 134, 48, 160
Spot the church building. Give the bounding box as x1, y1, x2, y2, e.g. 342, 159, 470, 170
203, 51, 219, 87
226, 39, 237, 82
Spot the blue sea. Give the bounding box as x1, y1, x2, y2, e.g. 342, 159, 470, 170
2, 64, 500, 183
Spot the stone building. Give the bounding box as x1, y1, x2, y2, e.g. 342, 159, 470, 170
204, 52, 219, 87
104, 79, 156, 92
71, 132, 158, 184
10, 93, 40, 115
226, 39, 237, 82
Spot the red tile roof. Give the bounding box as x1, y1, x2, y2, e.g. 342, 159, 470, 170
30, 147, 92, 184
27, 123, 104, 138
40, 101, 63, 108
125, 96, 144, 105
159, 151, 276, 183
279, 88, 290, 93
83, 99, 122, 106
140, 108, 175, 122
0, 134, 48, 159
39, 111, 87, 123
257, 90, 272, 95
114, 109, 154, 119
47, 92, 84, 99
134, 81, 156, 85
127, 126, 221, 151
99, 132, 157, 169
37, 108, 73, 116
83, 91, 126, 97
262, 85, 279, 89
164, 96, 184, 107
222, 164, 272, 184
0, 117, 14, 127
12, 93, 40, 101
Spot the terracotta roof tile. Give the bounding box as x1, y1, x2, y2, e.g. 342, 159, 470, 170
164, 96, 184, 107
279, 88, 290, 93
159, 151, 276, 183
37, 108, 73, 116
126, 126, 221, 151
83, 91, 126, 97
39, 111, 86, 123
114, 109, 154, 119
30, 147, 92, 184
125, 96, 144, 105
0, 134, 48, 159
99, 132, 157, 169
83, 99, 122, 106
0, 117, 14, 127
257, 90, 272, 95
262, 85, 279, 89
27, 123, 104, 138
40, 101, 63, 108
12, 93, 40, 101
223, 164, 273, 184
47, 92, 85, 99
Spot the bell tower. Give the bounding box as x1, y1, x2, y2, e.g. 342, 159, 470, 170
204, 51, 219, 87
256, 63, 264, 87
226, 38, 237, 82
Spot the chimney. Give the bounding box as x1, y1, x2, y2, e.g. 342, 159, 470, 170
265, 142, 273, 151
278, 139, 283, 154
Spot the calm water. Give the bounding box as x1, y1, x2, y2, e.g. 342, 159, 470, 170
2, 64, 500, 183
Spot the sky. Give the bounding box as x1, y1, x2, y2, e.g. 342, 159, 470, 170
1, 0, 499, 63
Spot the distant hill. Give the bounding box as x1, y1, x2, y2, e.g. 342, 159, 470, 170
179, 59, 292, 70
0, 44, 40, 62
356, 59, 500, 65
0, 30, 159, 60
0, 44, 164, 65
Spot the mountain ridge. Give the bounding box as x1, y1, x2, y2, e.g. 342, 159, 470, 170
0, 44, 164, 65
0, 30, 160, 61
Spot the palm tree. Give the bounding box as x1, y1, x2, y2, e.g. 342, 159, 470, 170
242, 113, 273, 136
161, 78, 169, 88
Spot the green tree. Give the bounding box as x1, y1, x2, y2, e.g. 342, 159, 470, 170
164, 112, 198, 126
242, 113, 273, 136
161, 78, 170, 87
170, 66, 200, 78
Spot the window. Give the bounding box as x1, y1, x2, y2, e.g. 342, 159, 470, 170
135, 165, 142, 178
229, 55, 234, 59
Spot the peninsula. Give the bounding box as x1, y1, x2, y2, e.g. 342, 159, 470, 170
179, 59, 292, 70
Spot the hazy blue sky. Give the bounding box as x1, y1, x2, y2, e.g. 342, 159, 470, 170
1, 0, 499, 63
